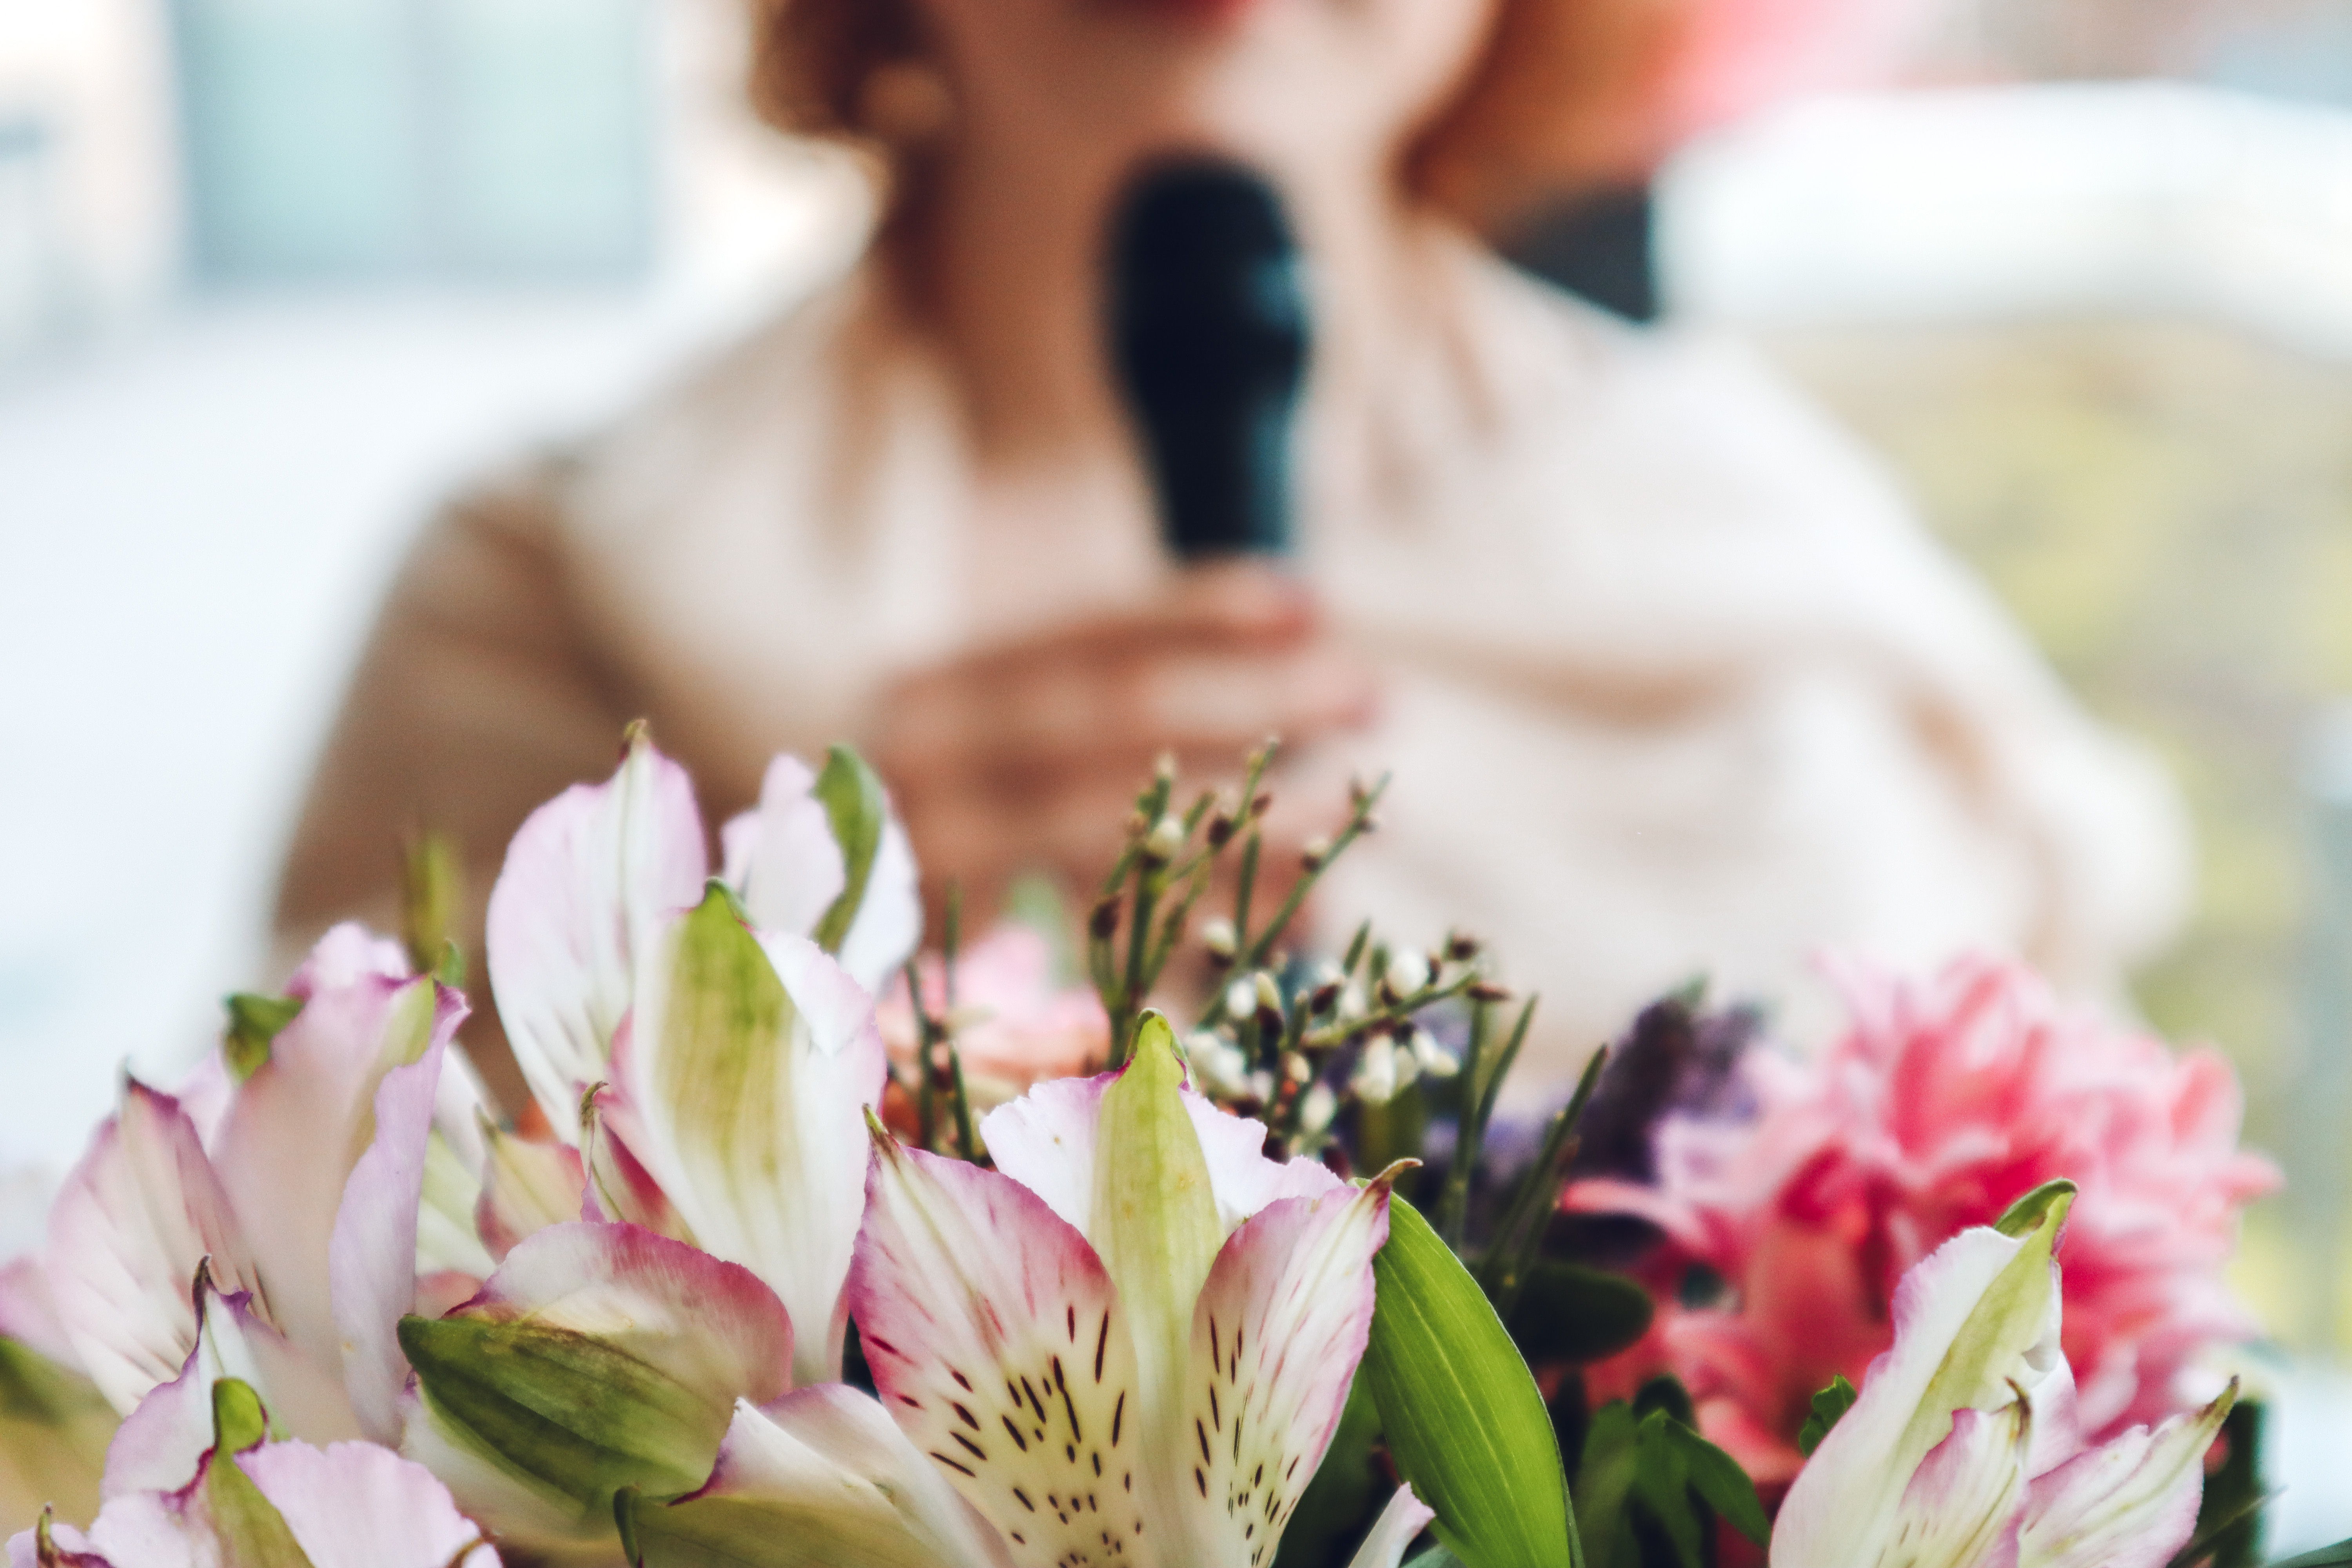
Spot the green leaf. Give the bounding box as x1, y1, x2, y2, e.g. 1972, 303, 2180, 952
1404, 1551, 1469, 1568
222, 993, 304, 1083
1994, 1179, 2078, 1239
1656, 1420, 1768, 1546
202, 1379, 314, 1566
0, 1337, 115, 1533
1504, 1263, 1653, 1369
1795, 1375, 1858, 1458
2269, 1546, 2352, 1568
2187, 1396, 2265, 1568
810, 745, 887, 954
400, 1314, 729, 1534
1570, 1403, 1641, 1568
1363, 1194, 1579, 1568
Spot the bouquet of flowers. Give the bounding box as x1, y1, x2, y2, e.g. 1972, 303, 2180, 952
0, 730, 2302, 1568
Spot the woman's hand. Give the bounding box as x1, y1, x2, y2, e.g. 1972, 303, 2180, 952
872, 565, 1380, 924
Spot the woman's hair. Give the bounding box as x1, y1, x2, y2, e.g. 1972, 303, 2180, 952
743, 0, 1730, 234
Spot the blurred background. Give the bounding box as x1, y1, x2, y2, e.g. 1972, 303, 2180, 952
4, 0, 2352, 1535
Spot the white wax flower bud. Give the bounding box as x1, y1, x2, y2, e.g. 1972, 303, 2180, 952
1253, 971, 1284, 1016
1248, 1069, 1276, 1104
1144, 814, 1185, 864
1300, 835, 1334, 871
1339, 982, 1370, 1021
1353, 1036, 1400, 1105
1226, 977, 1260, 1019
1392, 1037, 1423, 1090
1299, 1083, 1339, 1139
1411, 1029, 1461, 1079
1282, 1051, 1313, 1085
1202, 916, 1238, 960
1387, 949, 1430, 995
1188, 1031, 1252, 1097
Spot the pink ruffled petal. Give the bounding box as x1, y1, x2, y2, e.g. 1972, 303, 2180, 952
1172, 1178, 1394, 1567
849, 1134, 1144, 1564
472, 1130, 586, 1263
485, 733, 708, 1143
45, 1083, 260, 1414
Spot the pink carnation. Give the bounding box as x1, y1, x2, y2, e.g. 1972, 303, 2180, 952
878, 925, 1109, 1110
1569, 954, 2278, 1484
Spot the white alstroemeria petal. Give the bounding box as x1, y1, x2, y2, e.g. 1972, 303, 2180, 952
849, 1133, 1143, 1564
330, 1036, 456, 1443
835, 817, 922, 997
1772, 1218, 2061, 1568
629, 1390, 1018, 1568
2017, 1387, 2232, 1568
1345, 1485, 1436, 1568
294, 925, 412, 990
626, 898, 885, 1386
1883, 1403, 2032, 1568
103, 1281, 360, 1499
485, 733, 707, 1144
240, 1438, 501, 1567
213, 967, 465, 1385
46, 1082, 261, 1414
981, 1073, 1341, 1246
0, 1253, 79, 1371
722, 755, 849, 950
1173, 1175, 1397, 1568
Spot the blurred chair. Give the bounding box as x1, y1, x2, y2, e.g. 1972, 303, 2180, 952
171, 0, 655, 281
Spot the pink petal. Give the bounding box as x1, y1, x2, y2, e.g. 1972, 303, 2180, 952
980, 1076, 1340, 1246
1884, 1403, 2030, 1568
0, 1254, 78, 1370
45, 1083, 261, 1413
103, 1281, 360, 1500
239, 1439, 500, 1567
329, 1039, 451, 1443
472, 1131, 586, 1263
849, 1135, 1143, 1563
455, 1222, 795, 1408
1345, 1485, 1435, 1568
484, 735, 708, 1143
212, 970, 466, 1384
721, 756, 848, 947
2017, 1391, 2230, 1568
1171, 1178, 1394, 1567
647, 1388, 1016, 1566
6, 1519, 114, 1567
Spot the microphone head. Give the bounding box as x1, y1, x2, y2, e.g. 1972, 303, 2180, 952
1108, 158, 1311, 561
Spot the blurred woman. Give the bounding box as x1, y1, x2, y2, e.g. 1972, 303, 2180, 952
275, 0, 2185, 1110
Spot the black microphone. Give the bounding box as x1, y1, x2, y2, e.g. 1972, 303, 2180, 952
1108, 158, 1311, 561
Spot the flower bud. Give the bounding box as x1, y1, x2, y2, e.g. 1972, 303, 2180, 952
1202, 916, 1238, 963
1300, 836, 1334, 873
1282, 1051, 1314, 1085
1353, 1036, 1399, 1105
1089, 898, 1121, 942
1410, 1029, 1460, 1080
1446, 932, 1481, 963
1225, 977, 1259, 1020
1387, 949, 1430, 995
1189, 1032, 1253, 1097
1299, 1083, 1339, 1140
1155, 750, 1178, 784
1468, 980, 1514, 1004
1143, 814, 1184, 866
1253, 972, 1288, 1036
1308, 981, 1343, 1016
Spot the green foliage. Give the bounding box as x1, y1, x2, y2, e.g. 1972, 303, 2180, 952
201, 1379, 313, 1566
1504, 1261, 1654, 1368
1572, 1384, 1767, 1568
400, 1314, 729, 1535
0, 1336, 114, 1534
2268, 1546, 2352, 1568
1794, 1376, 1857, 1459
810, 745, 889, 955
2183, 1398, 2267, 1568
222, 992, 304, 1083
1361, 1195, 1580, 1568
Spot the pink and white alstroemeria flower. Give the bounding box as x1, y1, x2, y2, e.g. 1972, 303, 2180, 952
33, 926, 470, 1494
1771, 1195, 2232, 1568
11, 1377, 497, 1568
621, 1017, 1429, 1568
484, 734, 911, 1385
